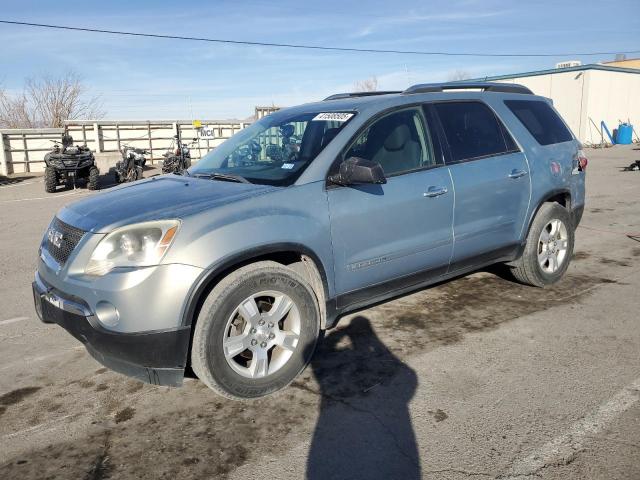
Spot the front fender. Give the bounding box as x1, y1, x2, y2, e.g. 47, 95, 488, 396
170, 182, 335, 324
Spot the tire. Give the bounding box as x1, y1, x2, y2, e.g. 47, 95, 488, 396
87, 167, 99, 190
135, 166, 143, 180
191, 261, 321, 400
510, 202, 574, 287
44, 167, 57, 193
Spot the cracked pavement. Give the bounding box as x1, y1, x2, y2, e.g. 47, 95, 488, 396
1, 146, 639, 479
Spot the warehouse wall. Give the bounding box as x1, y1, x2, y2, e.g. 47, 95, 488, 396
494, 68, 640, 145
585, 69, 640, 145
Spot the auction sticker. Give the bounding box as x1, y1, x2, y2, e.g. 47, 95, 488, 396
312, 112, 354, 122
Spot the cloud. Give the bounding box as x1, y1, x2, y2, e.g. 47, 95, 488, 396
351, 10, 509, 38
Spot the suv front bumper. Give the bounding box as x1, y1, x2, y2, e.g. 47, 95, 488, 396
33, 271, 190, 386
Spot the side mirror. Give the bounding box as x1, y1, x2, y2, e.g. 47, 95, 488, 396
329, 157, 386, 186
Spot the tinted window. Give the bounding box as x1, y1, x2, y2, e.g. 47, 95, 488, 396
499, 121, 519, 152
504, 100, 572, 145
345, 108, 435, 176
434, 102, 512, 162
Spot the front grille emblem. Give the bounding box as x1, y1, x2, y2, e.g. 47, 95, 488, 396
47, 228, 64, 249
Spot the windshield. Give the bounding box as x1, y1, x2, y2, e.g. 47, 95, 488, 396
189, 110, 355, 186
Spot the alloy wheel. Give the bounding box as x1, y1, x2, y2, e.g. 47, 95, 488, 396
222, 291, 301, 379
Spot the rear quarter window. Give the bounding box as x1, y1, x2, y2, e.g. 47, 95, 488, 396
504, 100, 573, 146
433, 101, 518, 163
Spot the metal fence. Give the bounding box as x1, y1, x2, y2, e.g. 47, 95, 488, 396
0, 106, 281, 176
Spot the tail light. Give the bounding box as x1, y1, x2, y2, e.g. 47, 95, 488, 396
576, 149, 588, 171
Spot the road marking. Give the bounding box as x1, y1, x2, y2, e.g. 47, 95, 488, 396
0, 190, 92, 204
502, 376, 640, 479
0, 316, 28, 326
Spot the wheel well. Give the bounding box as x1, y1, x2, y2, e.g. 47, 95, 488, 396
522, 191, 571, 243
545, 192, 571, 210
184, 249, 329, 333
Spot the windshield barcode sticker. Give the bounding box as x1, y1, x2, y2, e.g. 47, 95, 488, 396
281, 163, 295, 169
312, 112, 354, 122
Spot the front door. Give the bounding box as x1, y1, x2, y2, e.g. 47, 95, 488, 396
327, 107, 454, 305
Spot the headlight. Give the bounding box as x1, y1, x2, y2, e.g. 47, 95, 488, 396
85, 220, 180, 276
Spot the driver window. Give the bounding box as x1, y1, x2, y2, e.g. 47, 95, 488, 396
345, 109, 434, 176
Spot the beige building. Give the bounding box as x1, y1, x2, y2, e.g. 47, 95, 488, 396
603, 57, 640, 69
481, 64, 640, 145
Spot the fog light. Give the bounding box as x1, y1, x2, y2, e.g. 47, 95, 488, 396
95, 301, 120, 328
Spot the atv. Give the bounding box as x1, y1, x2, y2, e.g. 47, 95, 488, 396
44, 134, 99, 193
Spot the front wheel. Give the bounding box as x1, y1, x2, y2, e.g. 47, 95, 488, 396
191, 261, 321, 399
510, 202, 574, 287
44, 167, 57, 193
87, 167, 99, 190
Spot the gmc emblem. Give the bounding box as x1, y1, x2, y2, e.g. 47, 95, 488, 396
47, 228, 63, 249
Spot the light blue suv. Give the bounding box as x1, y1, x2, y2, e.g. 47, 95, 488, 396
33, 82, 587, 398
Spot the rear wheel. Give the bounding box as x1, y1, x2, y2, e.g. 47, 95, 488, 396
191, 261, 321, 399
44, 167, 57, 193
510, 202, 574, 287
87, 167, 99, 190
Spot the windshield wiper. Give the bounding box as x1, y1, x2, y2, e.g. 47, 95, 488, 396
193, 172, 251, 184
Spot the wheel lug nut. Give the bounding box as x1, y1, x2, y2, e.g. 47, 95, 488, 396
251, 339, 257, 346
250, 328, 256, 334
268, 322, 274, 328
258, 319, 265, 326
269, 333, 275, 339
260, 341, 267, 348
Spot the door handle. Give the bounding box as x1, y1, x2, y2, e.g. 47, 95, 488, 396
423, 186, 448, 198
508, 169, 528, 179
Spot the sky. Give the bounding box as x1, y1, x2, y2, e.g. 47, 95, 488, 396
0, 0, 638, 120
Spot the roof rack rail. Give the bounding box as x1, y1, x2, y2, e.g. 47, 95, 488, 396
323, 91, 401, 101
402, 82, 533, 95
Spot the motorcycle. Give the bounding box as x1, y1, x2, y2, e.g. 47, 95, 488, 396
114, 144, 147, 183
162, 134, 195, 174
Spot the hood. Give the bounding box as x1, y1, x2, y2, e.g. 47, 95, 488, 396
57, 175, 278, 233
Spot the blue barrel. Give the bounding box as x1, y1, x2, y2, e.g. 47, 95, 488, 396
616, 123, 633, 145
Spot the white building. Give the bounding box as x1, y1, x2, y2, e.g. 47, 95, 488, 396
479, 64, 640, 145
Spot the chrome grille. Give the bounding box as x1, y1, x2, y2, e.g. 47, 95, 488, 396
45, 217, 86, 265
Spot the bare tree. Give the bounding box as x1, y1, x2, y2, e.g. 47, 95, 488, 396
447, 70, 472, 81
353, 76, 378, 92
0, 71, 104, 129
0, 88, 35, 128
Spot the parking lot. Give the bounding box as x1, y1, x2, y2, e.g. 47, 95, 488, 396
1, 146, 639, 479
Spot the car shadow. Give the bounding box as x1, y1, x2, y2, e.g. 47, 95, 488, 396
304, 316, 421, 479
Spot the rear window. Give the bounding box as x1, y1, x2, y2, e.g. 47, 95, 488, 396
434, 102, 518, 163
504, 100, 572, 145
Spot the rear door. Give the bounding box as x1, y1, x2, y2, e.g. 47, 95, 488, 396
430, 101, 531, 271
327, 107, 454, 304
